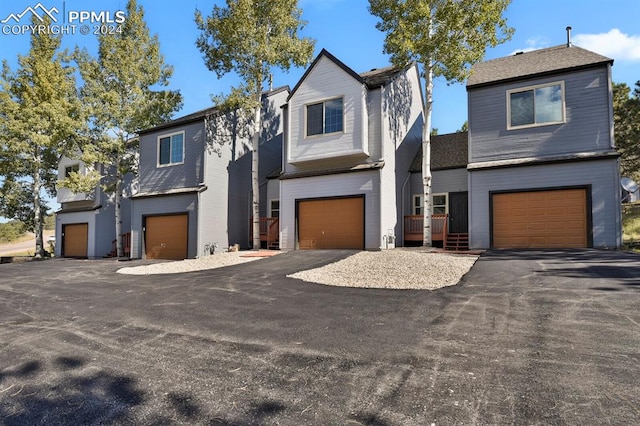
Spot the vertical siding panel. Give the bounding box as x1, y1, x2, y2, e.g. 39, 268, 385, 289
469, 67, 612, 163
280, 171, 380, 249
287, 56, 367, 167
130, 194, 198, 259
468, 159, 621, 249
138, 120, 205, 194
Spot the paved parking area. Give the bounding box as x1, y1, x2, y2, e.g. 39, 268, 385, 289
0, 249, 638, 424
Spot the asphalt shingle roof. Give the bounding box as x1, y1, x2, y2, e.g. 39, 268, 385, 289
467, 44, 612, 89
409, 131, 468, 172
360, 66, 404, 88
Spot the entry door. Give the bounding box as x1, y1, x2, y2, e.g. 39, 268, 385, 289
449, 192, 468, 233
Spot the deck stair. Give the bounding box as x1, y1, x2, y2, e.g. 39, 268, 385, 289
445, 233, 469, 251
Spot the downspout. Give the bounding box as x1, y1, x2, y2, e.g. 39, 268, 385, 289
400, 172, 411, 247
379, 83, 385, 249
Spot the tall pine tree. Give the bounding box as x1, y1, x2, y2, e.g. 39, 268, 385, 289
0, 15, 84, 258
613, 81, 640, 182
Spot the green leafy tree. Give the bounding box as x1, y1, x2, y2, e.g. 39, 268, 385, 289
0, 15, 84, 258
64, 0, 182, 258
0, 220, 27, 244
369, 0, 513, 246
613, 81, 640, 182
195, 0, 315, 249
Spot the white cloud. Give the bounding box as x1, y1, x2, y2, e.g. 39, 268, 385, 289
573, 29, 640, 62
509, 36, 550, 55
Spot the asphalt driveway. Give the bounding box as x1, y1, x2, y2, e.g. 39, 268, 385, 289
0, 249, 638, 425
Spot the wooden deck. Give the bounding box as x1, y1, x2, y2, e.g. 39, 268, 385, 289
404, 214, 448, 242
251, 217, 279, 249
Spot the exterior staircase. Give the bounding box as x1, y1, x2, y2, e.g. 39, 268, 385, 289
268, 238, 280, 250
106, 232, 131, 258
445, 233, 469, 251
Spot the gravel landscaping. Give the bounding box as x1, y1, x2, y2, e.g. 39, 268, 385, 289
288, 249, 479, 290
117, 248, 478, 290
117, 251, 261, 275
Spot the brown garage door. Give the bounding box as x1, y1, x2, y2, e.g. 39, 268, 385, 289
145, 214, 188, 260
63, 223, 88, 257
298, 197, 364, 249
492, 188, 588, 249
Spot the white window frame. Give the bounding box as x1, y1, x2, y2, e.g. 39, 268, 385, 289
304, 96, 344, 138
507, 81, 566, 130
269, 199, 280, 218
412, 193, 448, 215
157, 131, 185, 167
412, 194, 423, 215
432, 193, 448, 215
65, 164, 80, 178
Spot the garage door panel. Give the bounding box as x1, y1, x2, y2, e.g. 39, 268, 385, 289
298, 197, 364, 250
63, 223, 88, 258
492, 189, 588, 249
145, 215, 188, 260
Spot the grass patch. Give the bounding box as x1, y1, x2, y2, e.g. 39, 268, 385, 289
622, 202, 640, 251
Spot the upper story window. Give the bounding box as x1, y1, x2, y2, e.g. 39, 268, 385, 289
64, 164, 80, 177
507, 81, 565, 130
158, 131, 184, 166
306, 97, 343, 137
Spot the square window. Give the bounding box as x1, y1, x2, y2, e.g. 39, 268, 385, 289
65, 164, 80, 178
508, 82, 565, 129
306, 98, 343, 136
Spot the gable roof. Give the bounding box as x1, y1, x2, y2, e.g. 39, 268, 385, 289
467, 44, 613, 89
409, 131, 468, 172
287, 49, 405, 100
139, 86, 290, 135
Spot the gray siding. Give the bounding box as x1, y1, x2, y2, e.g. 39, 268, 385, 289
55, 211, 96, 258
138, 120, 205, 194
279, 170, 381, 250
198, 136, 232, 255
406, 168, 468, 215
286, 55, 368, 171
130, 194, 198, 259
468, 158, 621, 249
469, 67, 613, 163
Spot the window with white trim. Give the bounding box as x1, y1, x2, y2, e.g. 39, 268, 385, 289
270, 200, 280, 218
432, 193, 448, 215
412, 193, 448, 215
412, 194, 423, 215
158, 131, 185, 166
306, 97, 343, 136
507, 81, 565, 129
65, 164, 80, 177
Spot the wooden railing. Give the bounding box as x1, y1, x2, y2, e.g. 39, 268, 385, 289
404, 214, 448, 242
250, 217, 279, 248
110, 232, 131, 257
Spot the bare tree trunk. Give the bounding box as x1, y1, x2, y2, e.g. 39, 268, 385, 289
33, 145, 44, 258
115, 155, 124, 259
422, 62, 434, 247
251, 93, 261, 250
